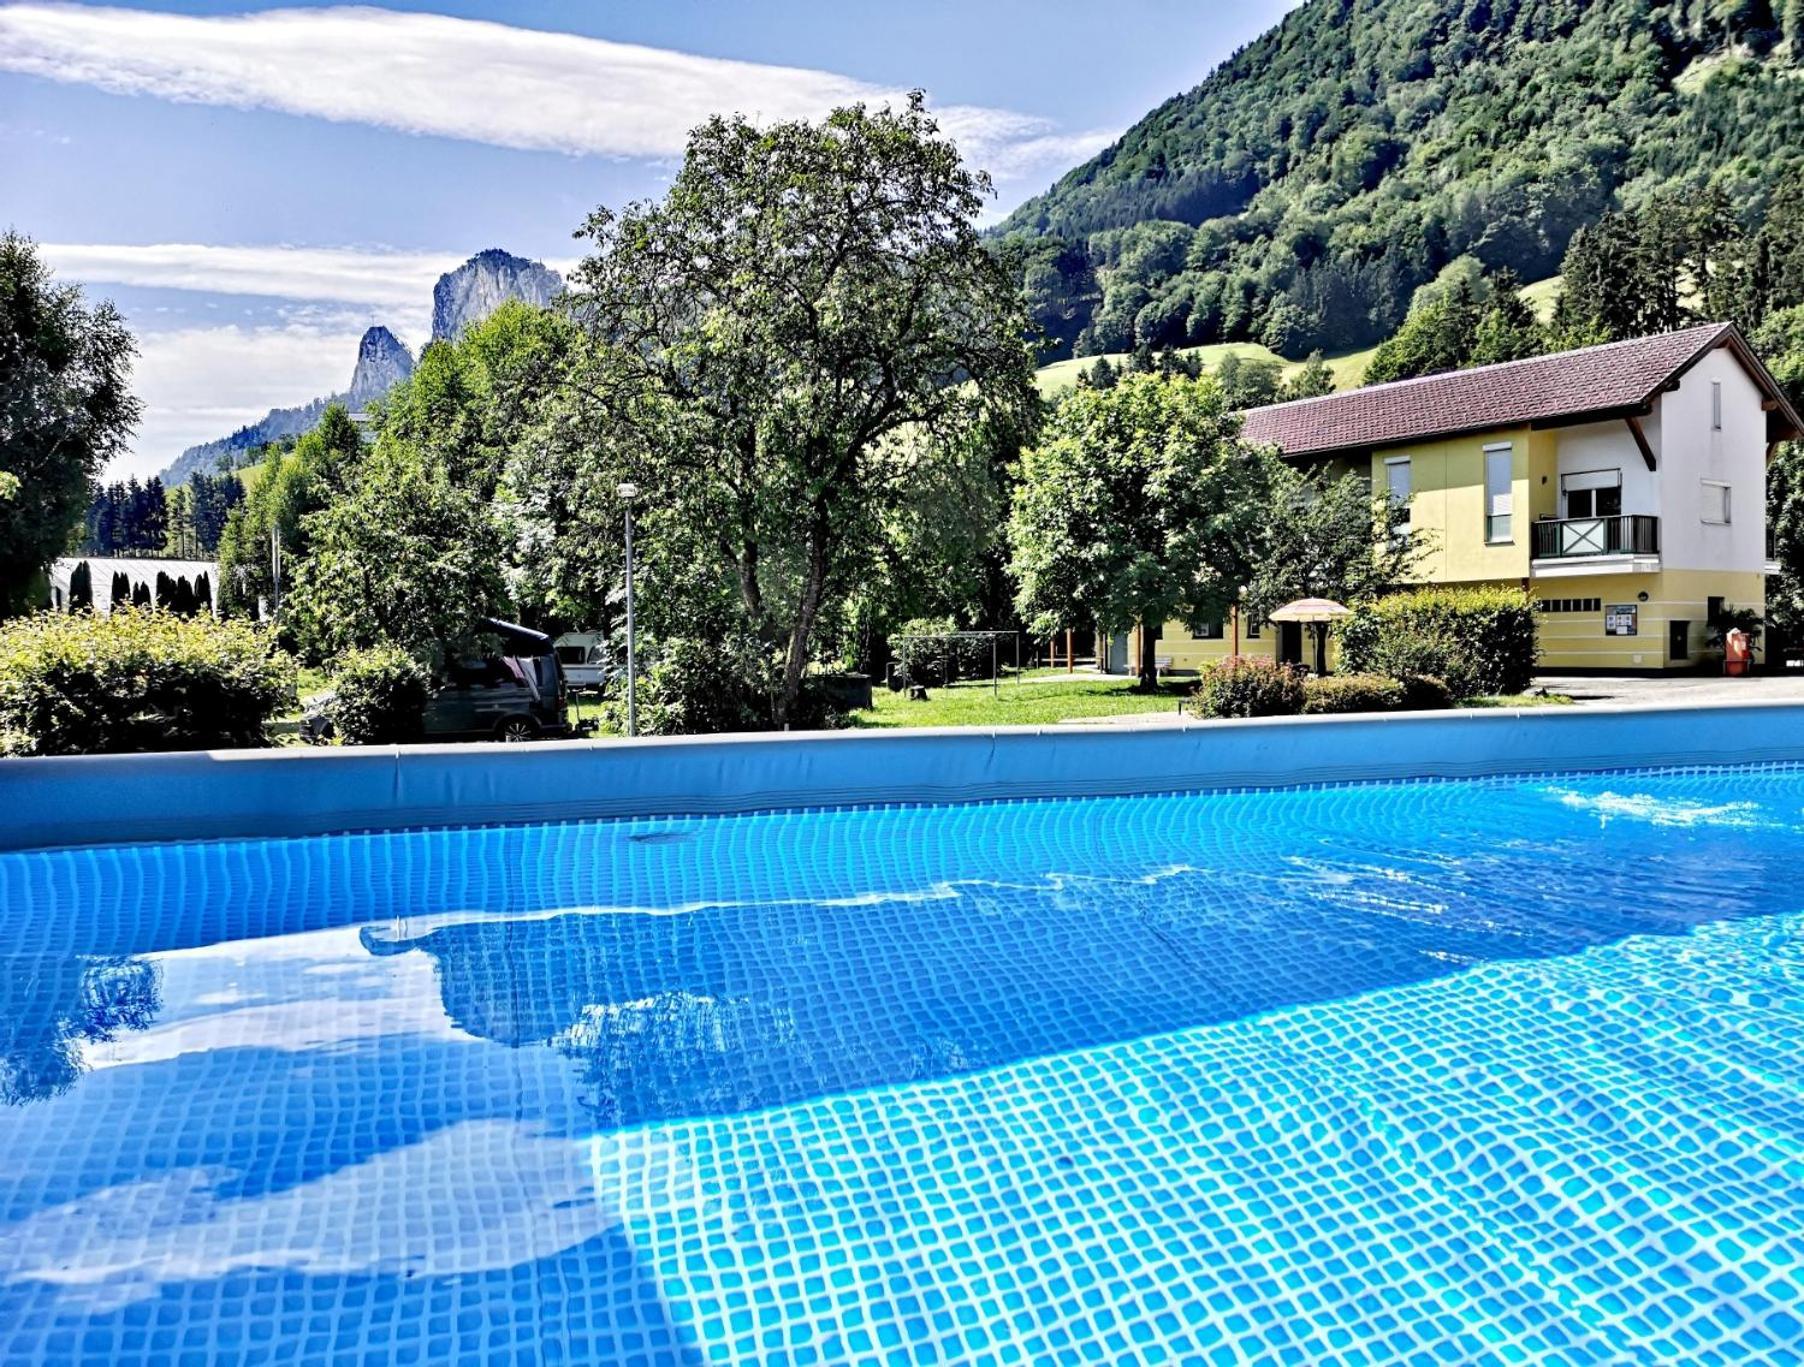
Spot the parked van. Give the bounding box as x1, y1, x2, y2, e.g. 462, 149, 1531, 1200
301, 620, 571, 744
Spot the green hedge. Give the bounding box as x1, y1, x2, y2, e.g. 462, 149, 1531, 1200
326, 646, 431, 745
1337, 586, 1537, 698
0, 608, 296, 756
1186, 656, 1305, 718
1301, 673, 1406, 714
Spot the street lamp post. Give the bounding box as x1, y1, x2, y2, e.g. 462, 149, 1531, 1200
617, 481, 640, 737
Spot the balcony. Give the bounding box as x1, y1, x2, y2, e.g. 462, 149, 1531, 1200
1532, 514, 1660, 560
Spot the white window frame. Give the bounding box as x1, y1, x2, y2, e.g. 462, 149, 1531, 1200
1701, 479, 1732, 526
1561, 468, 1622, 519
1711, 379, 1723, 431
1384, 456, 1411, 526
1484, 442, 1514, 544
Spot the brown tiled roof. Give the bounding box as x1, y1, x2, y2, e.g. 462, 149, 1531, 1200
1238, 323, 1790, 457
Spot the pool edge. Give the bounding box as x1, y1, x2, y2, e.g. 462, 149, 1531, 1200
7, 699, 1804, 852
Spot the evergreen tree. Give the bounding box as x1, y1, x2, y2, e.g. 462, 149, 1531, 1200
1213, 353, 1283, 409
1469, 272, 1550, 367
1276, 351, 1336, 402
1086, 356, 1119, 390
1365, 281, 1483, 384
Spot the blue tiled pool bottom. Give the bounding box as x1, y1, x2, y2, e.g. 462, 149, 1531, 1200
1, 770, 1802, 1365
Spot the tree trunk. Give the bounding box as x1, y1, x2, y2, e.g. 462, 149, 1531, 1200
775, 520, 829, 727
1137, 624, 1160, 692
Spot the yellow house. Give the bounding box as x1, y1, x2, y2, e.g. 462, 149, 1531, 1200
1142, 323, 1803, 675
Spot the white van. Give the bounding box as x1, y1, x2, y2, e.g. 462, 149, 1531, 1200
554, 632, 612, 689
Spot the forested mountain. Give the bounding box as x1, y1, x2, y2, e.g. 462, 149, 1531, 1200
996, 0, 1804, 359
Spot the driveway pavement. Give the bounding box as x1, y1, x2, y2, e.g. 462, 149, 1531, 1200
1537, 670, 1804, 708
1059, 669, 1804, 725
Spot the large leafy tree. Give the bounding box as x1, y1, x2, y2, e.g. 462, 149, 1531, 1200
567, 93, 1040, 724
0, 232, 141, 614
216, 404, 363, 617
287, 438, 507, 662
1244, 468, 1423, 622
1006, 371, 1280, 688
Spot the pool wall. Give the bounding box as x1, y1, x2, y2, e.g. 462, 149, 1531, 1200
6, 701, 1804, 852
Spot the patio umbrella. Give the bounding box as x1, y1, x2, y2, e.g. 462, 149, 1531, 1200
1268, 598, 1352, 675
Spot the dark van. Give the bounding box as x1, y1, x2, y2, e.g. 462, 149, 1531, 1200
301, 620, 570, 744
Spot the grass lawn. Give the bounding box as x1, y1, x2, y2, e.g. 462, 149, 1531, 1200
1462, 691, 1574, 708
1035, 341, 1378, 400
847, 674, 1191, 728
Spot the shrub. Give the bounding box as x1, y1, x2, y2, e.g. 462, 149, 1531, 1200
894, 615, 989, 686
326, 646, 432, 745
1301, 673, 1406, 714
1394, 674, 1453, 711
0, 608, 296, 756
614, 634, 771, 737
1336, 586, 1537, 698
1186, 656, 1305, 718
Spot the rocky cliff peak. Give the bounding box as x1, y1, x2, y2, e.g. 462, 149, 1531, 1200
347, 326, 414, 407
430, 249, 563, 343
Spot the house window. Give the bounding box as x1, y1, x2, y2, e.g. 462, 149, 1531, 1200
1712, 379, 1723, 430
1562, 469, 1622, 520
1537, 597, 1603, 614
1194, 621, 1224, 641
1385, 457, 1411, 525
1245, 618, 1261, 640
1484, 443, 1513, 543
1701, 480, 1732, 525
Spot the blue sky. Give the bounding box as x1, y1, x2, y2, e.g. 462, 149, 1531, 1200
1, 1, 1298, 476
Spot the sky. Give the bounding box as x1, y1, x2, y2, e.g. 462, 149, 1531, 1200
1, 0, 1299, 478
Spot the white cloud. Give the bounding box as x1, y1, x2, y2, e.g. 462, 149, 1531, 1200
119, 317, 369, 478
38, 242, 464, 320
36, 243, 589, 478
37, 241, 582, 329
0, 4, 1114, 189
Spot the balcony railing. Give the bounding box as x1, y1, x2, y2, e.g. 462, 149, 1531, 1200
1531, 514, 1660, 560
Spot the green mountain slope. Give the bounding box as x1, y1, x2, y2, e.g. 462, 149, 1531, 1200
997, 0, 1804, 360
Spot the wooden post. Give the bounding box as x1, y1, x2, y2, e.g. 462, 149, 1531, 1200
1231, 604, 1240, 657
1066, 628, 1075, 673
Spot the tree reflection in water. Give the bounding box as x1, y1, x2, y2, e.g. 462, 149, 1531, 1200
0, 956, 161, 1105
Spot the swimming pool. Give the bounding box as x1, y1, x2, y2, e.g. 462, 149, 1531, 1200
1, 764, 1801, 1364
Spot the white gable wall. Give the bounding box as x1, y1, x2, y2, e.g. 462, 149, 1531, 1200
1552, 418, 1659, 515
1654, 346, 1769, 575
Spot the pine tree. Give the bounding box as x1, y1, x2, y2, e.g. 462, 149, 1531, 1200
1469, 271, 1549, 366
1277, 351, 1336, 401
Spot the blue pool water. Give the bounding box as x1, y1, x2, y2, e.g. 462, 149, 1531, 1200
1, 767, 1802, 1365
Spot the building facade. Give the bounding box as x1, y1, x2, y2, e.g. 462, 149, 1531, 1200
1151, 324, 1801, 674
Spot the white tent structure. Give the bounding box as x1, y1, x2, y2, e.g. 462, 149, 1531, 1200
48, 557, 221, 617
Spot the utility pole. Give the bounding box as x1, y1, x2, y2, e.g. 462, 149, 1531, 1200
617, 481, 639, 737
270, 527, 282, 621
